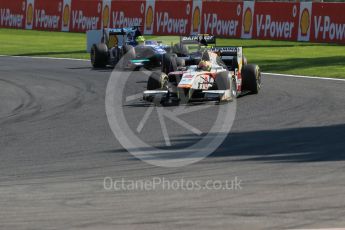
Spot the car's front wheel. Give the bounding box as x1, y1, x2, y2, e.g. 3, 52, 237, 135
147, 72, 169, 90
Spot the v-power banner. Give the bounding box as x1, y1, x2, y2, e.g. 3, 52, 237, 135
1, 0, 344, 44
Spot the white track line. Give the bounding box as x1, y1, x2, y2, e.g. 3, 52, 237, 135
264, 72, 345, 82
1, 54, 345, 82
290, 229, 345, 230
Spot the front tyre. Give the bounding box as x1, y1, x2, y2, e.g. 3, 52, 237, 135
147, 72, 169, 90
242, 64, 261, 94
215, 71, 230, 90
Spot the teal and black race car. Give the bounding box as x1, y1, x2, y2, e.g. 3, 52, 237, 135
87, 27, 170, 69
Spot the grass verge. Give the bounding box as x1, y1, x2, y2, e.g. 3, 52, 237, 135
1, 28, 344, 78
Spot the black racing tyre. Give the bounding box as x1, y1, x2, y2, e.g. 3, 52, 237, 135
242, 64, 261, 94
147, 72, 168, 90
176, 57, 185, 67
215, 71, 230, 90
172, 43, 189, 56
91, 43, 108, 68
162, 53, 177, 74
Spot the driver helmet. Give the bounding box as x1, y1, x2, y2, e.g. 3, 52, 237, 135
136, 35, 145, 45
198, 60, 212, 71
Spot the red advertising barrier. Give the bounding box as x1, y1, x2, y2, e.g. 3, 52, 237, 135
200, 1, 242, 38
311, 3, 345, 44
0, 0, 26, 29
151, 0, 192, 36
109, 0, 145, 29
69, 0, 102, 32
252, 2, 299, 41
33, 0, 62, 31
0, 0, 345, 44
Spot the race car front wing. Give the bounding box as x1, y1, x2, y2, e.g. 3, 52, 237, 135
143, 89, 232, 104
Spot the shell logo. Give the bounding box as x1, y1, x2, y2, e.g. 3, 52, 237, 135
63, 4, 70, 27
26, 3, 33, 26
146, 6, 153, 30
192, 6, 200, 32
300, 8, 310, 36
243, 7, 252, 34
103, 5, 110, 28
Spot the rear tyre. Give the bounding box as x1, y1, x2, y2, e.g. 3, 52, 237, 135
242, 64, 261, 94
91, 43, 108, 68
162, 53, 177, 74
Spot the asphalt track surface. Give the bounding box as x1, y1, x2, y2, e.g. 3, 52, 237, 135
1, 56, 345, 230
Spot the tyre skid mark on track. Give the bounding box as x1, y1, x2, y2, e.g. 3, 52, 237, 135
0, 78, 41, 125
0, 75, 98, 125
27, 76, 99, 123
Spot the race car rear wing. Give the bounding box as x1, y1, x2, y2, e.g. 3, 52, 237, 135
212, 46, 244, 71
210, 47, 238, 56
86, 27, 141, 52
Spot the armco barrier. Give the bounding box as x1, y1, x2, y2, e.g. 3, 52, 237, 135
0, 0, 344, 44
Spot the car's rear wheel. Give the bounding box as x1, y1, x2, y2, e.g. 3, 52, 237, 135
162, 53, 177, 74
91, 43, 108, 68
242, 64, 261, 94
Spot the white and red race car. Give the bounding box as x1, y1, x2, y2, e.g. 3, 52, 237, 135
143, 36, 261, 105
